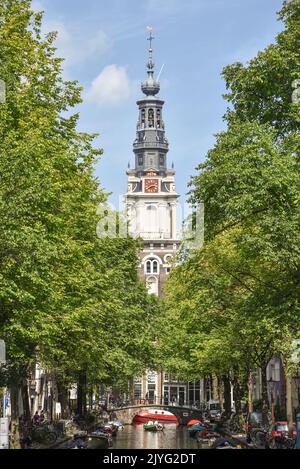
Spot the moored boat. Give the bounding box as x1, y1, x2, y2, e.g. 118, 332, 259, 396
144, 421, 164, 432
133, 409, 177, 424
68, 432, 113, 449
87, 433, 113, 449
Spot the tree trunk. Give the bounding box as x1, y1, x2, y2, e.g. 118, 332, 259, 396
21, 377, 31, 423
261, 364, 270, 426
89, 388, 93, 412
233, 375, 242, 415
57, 378, 69, 419
212, 375, 219, 400
217, 376, 224, 412
77, 379, 82, 417
9, 384, 20, 449
222, 375, 232, 418
77, 372, 87, 417
83, 375, 87, 415
248, 371, 254, 414
286, 374, 294, 435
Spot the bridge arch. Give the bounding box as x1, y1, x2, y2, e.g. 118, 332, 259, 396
109, 404, 203, 426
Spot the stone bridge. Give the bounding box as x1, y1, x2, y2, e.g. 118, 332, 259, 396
108, 404, 203, 426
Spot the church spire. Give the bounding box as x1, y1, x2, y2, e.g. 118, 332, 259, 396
147, 26, 154, 73
142, 26, 160, 96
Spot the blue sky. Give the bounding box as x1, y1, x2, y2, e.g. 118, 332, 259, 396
32, 0, 284, 208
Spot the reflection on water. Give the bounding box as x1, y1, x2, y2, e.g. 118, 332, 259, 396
113, 424, 199, 450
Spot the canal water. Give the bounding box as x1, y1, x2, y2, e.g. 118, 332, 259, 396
113, 424, 199, 450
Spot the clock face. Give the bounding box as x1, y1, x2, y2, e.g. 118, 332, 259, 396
145, 179, 159, 193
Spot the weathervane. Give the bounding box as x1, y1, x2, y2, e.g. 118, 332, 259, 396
147, 26, 154, 49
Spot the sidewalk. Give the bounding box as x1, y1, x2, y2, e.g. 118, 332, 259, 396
30, 436, 72, 450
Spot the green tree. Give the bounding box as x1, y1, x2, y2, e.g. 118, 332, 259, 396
161, 0, 300, 426
0, 0, 159, 440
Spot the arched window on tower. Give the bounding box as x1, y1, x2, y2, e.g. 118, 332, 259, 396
156, 109, 161, 128
148, 109, 154, 128
146, 260, 152, 274
141, 109, 146, 128
144, 258, 160, 275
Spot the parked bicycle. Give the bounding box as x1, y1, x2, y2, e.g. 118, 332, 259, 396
227, 413, 245, 434
30, 422, 57, 445
246, 424, 270, 449
268, 434, 293, 449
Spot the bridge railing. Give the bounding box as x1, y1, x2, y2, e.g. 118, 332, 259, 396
107, 399, 206, 410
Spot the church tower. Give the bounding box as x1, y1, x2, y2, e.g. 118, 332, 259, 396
125, 29, 204, 408
126, 28, 180, 297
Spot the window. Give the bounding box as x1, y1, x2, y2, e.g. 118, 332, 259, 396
165, 254, 173, 264
146, 260, 152, 274
274, 362, 280, 381
156, 109, 161, 128
271, 362, 281, 381
148, 371, 156, 384
153, 261, 158, 273
141, 109, 145, 126
148, 109, 154, 128
134, 383, 142, 400
164, 373, 178, 383
159, 155, 164, 166
144, 258, 160, 275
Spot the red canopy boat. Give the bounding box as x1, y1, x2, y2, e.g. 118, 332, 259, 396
133, 409, 178, 424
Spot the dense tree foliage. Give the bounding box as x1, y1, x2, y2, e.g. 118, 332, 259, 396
160, 0, 300, 423
0, 0, 158, 428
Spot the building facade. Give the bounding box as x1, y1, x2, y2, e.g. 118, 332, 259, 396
125, 31, 203, 407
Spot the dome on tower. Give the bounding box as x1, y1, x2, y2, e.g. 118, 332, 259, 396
141, 74, 160, 96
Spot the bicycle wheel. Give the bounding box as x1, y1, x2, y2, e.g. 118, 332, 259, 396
44, 431, 57, 445
31, 428, 46, 443
255, 431, 267, 449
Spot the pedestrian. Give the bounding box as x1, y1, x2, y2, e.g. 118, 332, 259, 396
33, 411, 40, 426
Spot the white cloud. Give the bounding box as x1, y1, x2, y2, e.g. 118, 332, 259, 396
86, 65, 132, 108
42, 20, 111, 67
